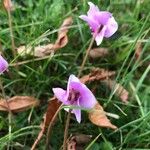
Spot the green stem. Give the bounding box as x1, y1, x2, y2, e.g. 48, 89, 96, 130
0, 78, 12, 150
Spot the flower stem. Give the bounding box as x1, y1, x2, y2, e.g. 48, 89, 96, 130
78, 35, 95, 77
7, 10, 16, 58
62, 35, 95, 150
63, 110, 71, 150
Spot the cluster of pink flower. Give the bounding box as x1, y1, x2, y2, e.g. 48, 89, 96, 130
1, 2, 118, 123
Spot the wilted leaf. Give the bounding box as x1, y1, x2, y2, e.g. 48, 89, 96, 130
17, 44, 56, 57
89, 48, 108, 59
0, 96, 39, 112
31, 97, 61, 150
45, 97, 61, 127
67, 134, 92, 150
89, 102, 117, 130
58, 17, 73, 33
103, 79, 129, 102
67, 139, 76, 150
17, 17, 73, 57
3, 0, 13, 11
80, 68, 115, 84
72, 134, 92, 145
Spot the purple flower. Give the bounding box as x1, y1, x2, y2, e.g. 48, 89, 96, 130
0, 55, 8, 74
79, 2, 118, 45
52, 75, 97, 123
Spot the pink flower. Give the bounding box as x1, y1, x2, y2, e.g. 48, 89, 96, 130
0, 55, 8, 74
79, 2, 118, 45
53, 75, 97, 123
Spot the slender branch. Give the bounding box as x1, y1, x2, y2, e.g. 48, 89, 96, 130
45, 103, 63, 150
78, 35, 95, 77
7, 10, 16, 58
62, 110, 71, 150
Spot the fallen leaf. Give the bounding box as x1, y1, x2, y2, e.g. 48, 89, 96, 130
45, 97, 61, 127
3, 0, 13, 11
71, 134, 92, 145
31, 97, 61, 150
67, 138, 76, 150
17, 44, 56, 57
58, 17, 73, 34
0, 96, 39, 112
89, 102, 117, 130
55, 33, 68, 49
103, 79, 129, 103
17, 17, 73, 57
67, 134, 92, 150
89, 48, 109, 59
80, 68, 115, 84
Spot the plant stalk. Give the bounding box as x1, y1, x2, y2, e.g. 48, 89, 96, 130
62, 110, 71, 150
78, 35, 95, 77
7, 9, 16, 58
62, 35, 95, 150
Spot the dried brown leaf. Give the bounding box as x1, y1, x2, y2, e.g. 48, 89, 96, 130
72, 134, 92, 145
17, 44, 55, 57
3, 0, 13, 11
67, 134, 92, 150
67, 139, 76, 150
31, 97, 61, 150
89, 102, 117, 130
0, 96, 39, 112
103, 79, 129, 102
89, 48, 109, 58
55, 34, 68, 49
45, 97, 61, 127
17, 17, 73, 57
80, 68, 115, 84
58, 17, 73, 34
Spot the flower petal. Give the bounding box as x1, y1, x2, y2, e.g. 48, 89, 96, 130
70, 82, 97, 109
87, 2, 100, 17
95, 26, 106, 45
104, 17, 118, 38
0, 55, 8, 74
72, 99, 81, 123
96, 11, 112, 25
65, 74, 81, 101
69, 74, 80, 83
79, 15, 99, 32
52, 88, 67, 103
73, 108, 81, 123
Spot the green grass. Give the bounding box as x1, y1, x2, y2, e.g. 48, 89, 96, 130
0, 0, 150, 149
